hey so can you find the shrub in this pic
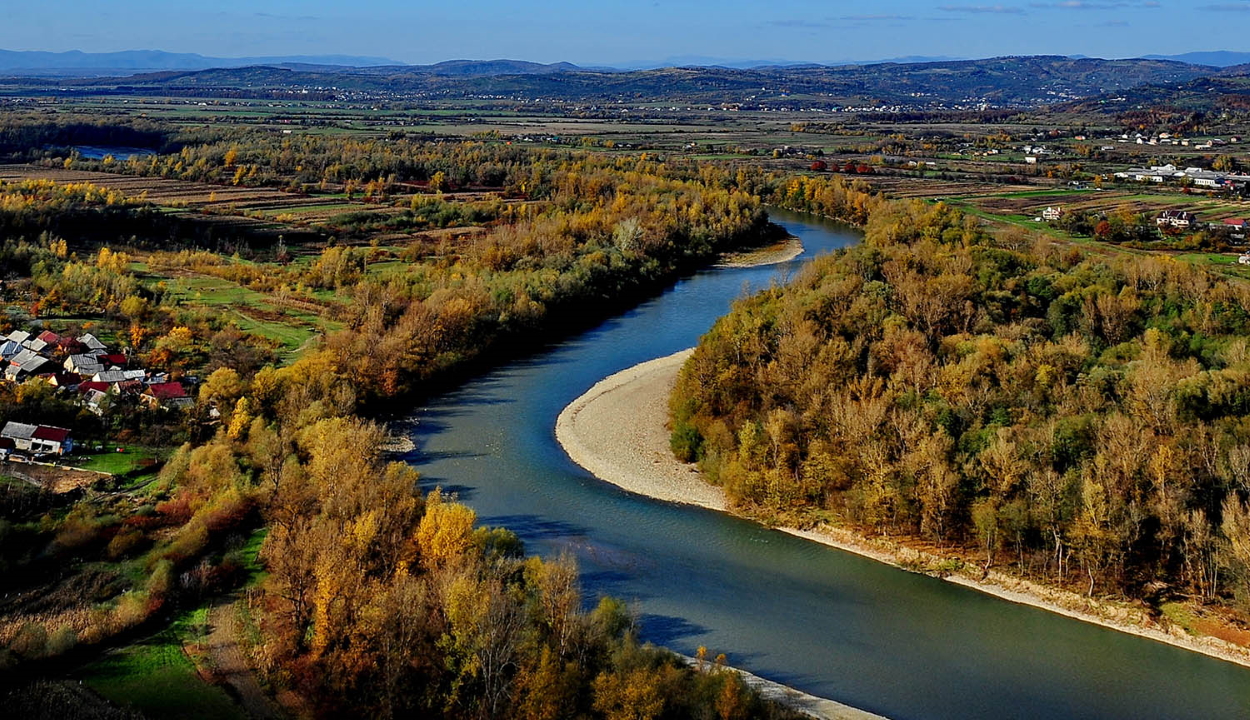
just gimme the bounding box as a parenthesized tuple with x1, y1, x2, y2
(670, 421, 704, 463)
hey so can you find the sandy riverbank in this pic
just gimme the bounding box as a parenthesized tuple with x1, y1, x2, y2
(555, 350, 1250, 681)
(715, 235, 804, 268)
(677, 655, 887, 720)
(556, 349, 723, 511)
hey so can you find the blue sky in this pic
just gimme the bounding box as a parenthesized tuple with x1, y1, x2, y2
(2, 0, 1249, 65)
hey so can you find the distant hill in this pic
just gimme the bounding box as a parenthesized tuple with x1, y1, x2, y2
(610, 55, 966, 70)
(32, 55, 1222, 109)
(0, 49, 401, 76)
(348, 60, 584, 77)
(1053, 73, 1250, 116)
(1142, 51, 1250, 68)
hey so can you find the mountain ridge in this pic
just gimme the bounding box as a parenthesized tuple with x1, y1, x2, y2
(26, 55, 1220, 108)
(0, 49, 401, 75)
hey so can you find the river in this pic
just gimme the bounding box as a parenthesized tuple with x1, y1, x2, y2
(404, 208, 1250, 720)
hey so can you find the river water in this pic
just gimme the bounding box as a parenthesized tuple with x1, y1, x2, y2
(405, 208, 1250, 720)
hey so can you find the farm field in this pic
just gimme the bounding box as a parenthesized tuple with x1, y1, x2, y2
(955, 186, 1250, 222)
(148, 272, 345, 354)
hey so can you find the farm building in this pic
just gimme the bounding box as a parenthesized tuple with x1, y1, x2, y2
(0, 422, 73, 455)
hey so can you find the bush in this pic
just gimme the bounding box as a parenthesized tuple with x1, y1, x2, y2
(46, 625, 77, 656)
(670, 421, 704, 463)
(8, 622, 47, 659)
(107, 527, 146, 559)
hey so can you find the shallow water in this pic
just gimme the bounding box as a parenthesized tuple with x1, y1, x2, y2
(404, 208, 1250, 720)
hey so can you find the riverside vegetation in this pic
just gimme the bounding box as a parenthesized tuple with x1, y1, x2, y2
(672, 187, 1250, 624)
(0, 117, 805, 719)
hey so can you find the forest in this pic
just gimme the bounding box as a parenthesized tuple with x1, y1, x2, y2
(672, 196, 1250, 606)
(0, 118, 801, 719)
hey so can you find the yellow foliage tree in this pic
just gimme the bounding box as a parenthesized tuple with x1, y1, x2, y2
(416, 491, 476, 569)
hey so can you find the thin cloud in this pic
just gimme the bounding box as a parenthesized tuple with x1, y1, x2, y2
(1029, 1, 1158, 7)
(839, 14, 915, 21)
(767, 14, 913, 29)
(766, 19, 834, 28)
(939, 5, 1027, 13)
(1198, 2, 1250, 9)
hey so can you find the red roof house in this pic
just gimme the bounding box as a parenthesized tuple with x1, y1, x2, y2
(142, 382, 192, 409)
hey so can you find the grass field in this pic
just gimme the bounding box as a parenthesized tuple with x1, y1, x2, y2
(75, 446, 163, 476)
(80, 607, 245, 720)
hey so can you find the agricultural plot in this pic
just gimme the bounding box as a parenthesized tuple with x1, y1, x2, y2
(0, 164, 289, 206)
(959, 187, 1250, 224)
(145, 271, 344, 355)
(0, 164, 505, 237)
(869, 176, 1038, 199)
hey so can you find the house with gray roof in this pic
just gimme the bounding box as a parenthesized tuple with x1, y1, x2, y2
(93, 370, 130, 385)
(22, 337, 48, 353)
(5, 351, 52, 381)
(77, 333, 107, 353)
(0, 421, 73, 455)
(65, 354, 105, 376)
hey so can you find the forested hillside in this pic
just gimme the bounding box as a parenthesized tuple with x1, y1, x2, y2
(673, 198, 1250, 603)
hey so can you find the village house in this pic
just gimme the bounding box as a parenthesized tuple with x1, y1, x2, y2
(1219, 218, 1248, 241)
(77, 333, 107, 354)
(92, 369, 130, 385)
(0, 421, 73, 455)
(44, 371, 83, 388)
(22, 335, 50, 354)
(76, 381, 111, 415)
(1157, 210, 1198, 229)
(5, 349, 54, 382)
(65, 353, 105, 376)
(1042, 206, 1064, 221)
(141, 382, 193, 410)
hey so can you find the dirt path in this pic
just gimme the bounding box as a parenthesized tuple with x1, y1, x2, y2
(206, 600, 282, 720)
